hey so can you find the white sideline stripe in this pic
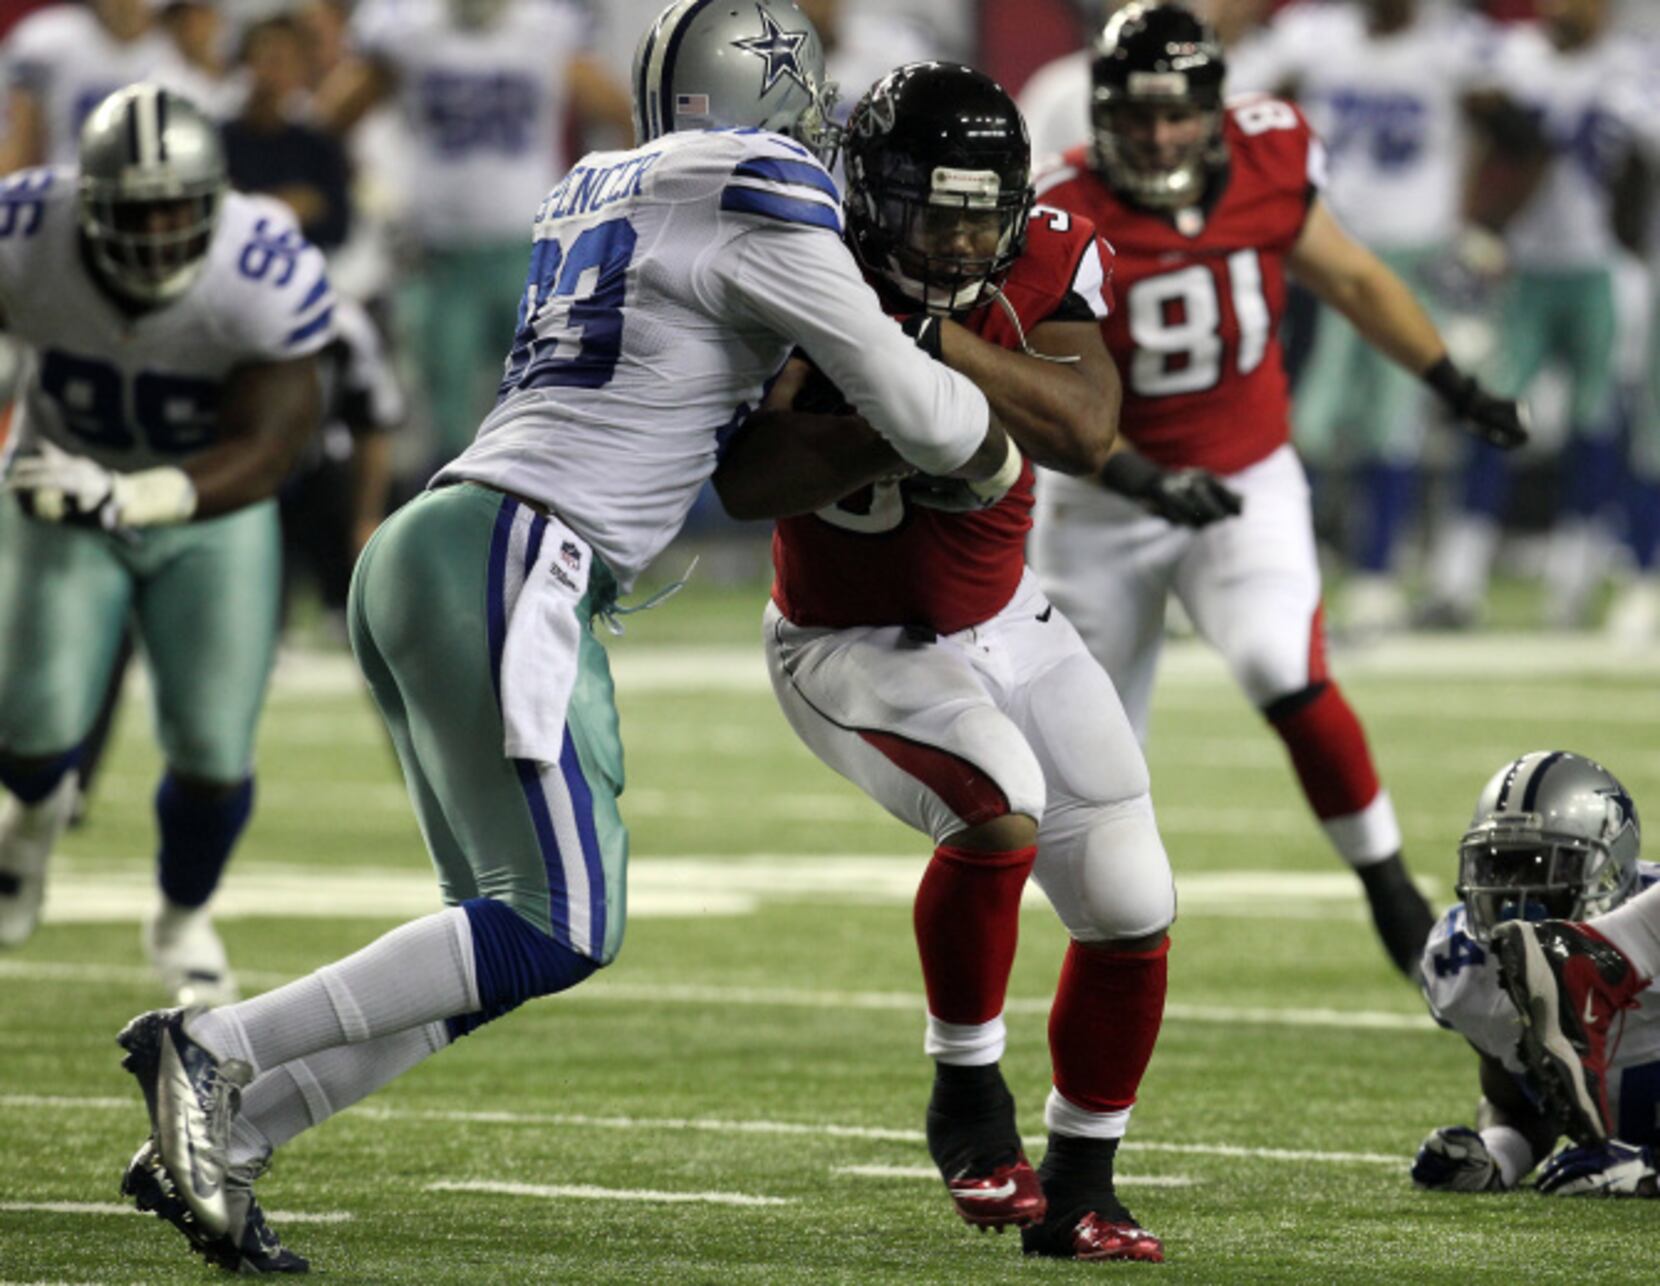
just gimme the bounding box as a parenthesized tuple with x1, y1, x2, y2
(0, 1200, 351, 1224)
(832, 1165, 1197, 1188)
(0, 1096, 1403, 1167)
(0, 963, 1434, 1032)
(427, 1180, 789, 1207)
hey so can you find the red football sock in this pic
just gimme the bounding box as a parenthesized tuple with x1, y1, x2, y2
(1049, 937, 1170, 1114)
(1268, 681, 1381, 820)
(914, 843, 1037, 1025)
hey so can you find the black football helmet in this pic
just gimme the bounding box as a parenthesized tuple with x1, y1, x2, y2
(843, 62, 1033, 315)
(1090, 2, 1227, 210)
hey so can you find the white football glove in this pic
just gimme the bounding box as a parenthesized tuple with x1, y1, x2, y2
(1536, 1141, 1660, 1198)
(1411, 1126, 1507, 1192)
(6, 442, 196, 530)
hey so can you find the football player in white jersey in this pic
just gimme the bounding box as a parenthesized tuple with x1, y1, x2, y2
(1248, 0, 1497, 637)
(1420, 0, 1656, 630)
(113, 1, 1026, 1272)
(0, 84, 331, 1004)
(1413, 752, 1660, 1197)
(0, 0, 192, 171)
(315, 0, 635, 466)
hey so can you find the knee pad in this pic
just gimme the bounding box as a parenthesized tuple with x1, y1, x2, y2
(1036, 795, 1175, 943)
(449, 897, 599, 1040)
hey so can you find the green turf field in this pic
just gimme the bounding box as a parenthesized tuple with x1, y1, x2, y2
(2, 583, 1657, 1283)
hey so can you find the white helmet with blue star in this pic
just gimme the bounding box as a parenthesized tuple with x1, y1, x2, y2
(632, 0, 841, 163)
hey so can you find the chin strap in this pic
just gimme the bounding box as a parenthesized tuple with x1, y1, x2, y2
(986, 286, 1081, 365)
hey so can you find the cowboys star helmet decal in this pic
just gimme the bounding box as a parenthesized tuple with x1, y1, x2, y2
(731, 4, 811, 96)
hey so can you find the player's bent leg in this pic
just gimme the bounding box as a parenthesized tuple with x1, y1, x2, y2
(764, 604, 1048, 1228)
(144, 772, 254, 1006)
(1027, 796, 1172, 1263)
(0, 496, 137, 944)
(137, 506, 283, 1002)
(1262, 680, 1431, 974)
(0, 752, 82, 947)
(920, 812, 1046, 1231)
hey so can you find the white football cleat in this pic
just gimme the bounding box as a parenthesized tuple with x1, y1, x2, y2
(144, 902, 240, 1007)
(0, 775, 79, 948)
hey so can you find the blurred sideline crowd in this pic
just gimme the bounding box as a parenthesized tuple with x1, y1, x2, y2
(2, 0, 1658, 643)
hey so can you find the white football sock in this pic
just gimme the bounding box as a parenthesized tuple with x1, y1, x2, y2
(1589, 883, 1660, 982)
(189, 907, 478, 1075)
(923, 1014, 1006, 1065)
(1426, 514, 1498, 608)
(227, 1021, 451, 1167)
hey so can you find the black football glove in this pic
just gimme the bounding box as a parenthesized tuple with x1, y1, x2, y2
(1100, 452, 1243, 528)
(1424, 357, 1528, 450)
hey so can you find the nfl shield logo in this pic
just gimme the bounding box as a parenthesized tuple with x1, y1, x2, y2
(560, 540, 582, 570)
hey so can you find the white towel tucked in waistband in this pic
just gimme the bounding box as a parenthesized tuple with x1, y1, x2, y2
(499, 513, 591, 764)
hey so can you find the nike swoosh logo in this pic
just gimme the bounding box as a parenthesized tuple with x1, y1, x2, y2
(1036, 606, 1053, 623)
(954, 1180, 1018, 1201)
(1583, 992, 1599, 1027)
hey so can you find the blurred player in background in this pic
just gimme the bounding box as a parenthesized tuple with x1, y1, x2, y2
(1419, 0, 1654, 631)
(279, 294, 404, 635)
(1018, 0, 1278, 161)
(314, 0, 633, 469)
(0, 86, 330, 1004)
(0, 0, 192, 172)
(1247, 0, 1497, 638)
(113, 2, 1030, 1272)
(1029, 3, 1526, 977)
(1413, 751, 1660, 1197)
(736, 62, 1170, 1263)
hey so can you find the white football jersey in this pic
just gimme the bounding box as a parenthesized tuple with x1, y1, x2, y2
(0, 171, 335, 473)
(1420, 862, 1660, 1146)
(1246, 5, 1494, 248)
(436, 127, 990, 592)
(1482, 23, 1653, 271)
(2, 5, 192, 165)
(351, 0, 590, 246)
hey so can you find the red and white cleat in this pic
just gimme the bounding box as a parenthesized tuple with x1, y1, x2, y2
(942, 1153, 1046, 1229)
(1024, 1210, 1165, 1263)
(1492, 919, 1647, 1144)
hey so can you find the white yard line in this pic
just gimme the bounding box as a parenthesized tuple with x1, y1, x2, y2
(427, 1180, 789, 1207)
(832, 1165, 1197, 1187)
(23, 859, 1443, 926)
(0, 960, 1434, 1032)
(0, 1096, 1404, 1168)
(0, 1201, 351, 1223)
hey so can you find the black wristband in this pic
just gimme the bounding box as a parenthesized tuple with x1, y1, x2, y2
(1099, 451, 1164, 498)
(900, 314, 944, 361)
(1423, 356, 1471, 410)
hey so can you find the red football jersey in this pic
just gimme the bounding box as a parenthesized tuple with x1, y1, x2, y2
(771, 209, 1114, 634)
(1037, 96, 1324, 474)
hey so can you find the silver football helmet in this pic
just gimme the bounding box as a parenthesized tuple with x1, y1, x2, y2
(78, 83, 225, 306)
(1457, 751, 1641, 942)
(631, 0, 841, 163)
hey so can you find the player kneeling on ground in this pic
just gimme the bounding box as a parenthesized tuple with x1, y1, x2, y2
(1413, 752, 1660, 1197)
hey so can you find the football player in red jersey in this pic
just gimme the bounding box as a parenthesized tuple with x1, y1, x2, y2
(1029, 2, 1528, 978)
(715, 63, 1173, 1265)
